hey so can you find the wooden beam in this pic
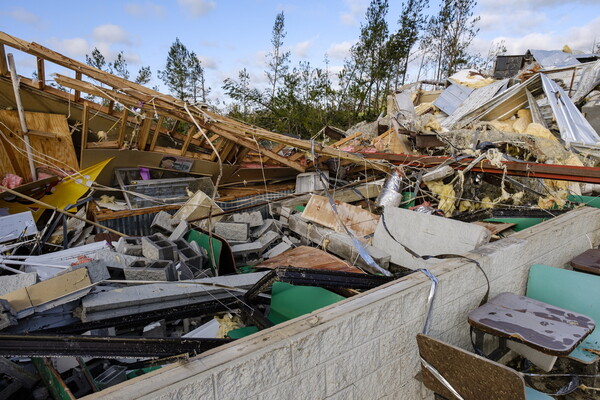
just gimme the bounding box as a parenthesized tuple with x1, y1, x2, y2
(149, 115, 164, 151)
(152, 146, 212, 160)
(107, 100, 115, 116)
(116, 108, 128, 149)
(80, 102, 89, 169)
(74, 71, 82, 102)
(35, 57, 45, 89)
(180, 125, 196, 156)
(0, 44, 7, 75)
(137, 117, 152, 151)
(332, 131, 362, 148)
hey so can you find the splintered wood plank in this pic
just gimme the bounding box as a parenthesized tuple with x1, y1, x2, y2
(302, 194, 379, 239)
(149, 115, 164, 151)
(116, 108, 128, 148)
(137, 117, 152, 151)
(80, 103, 89, 168)
(0, 44, 7, 75)
(331, 131, 362, 148)
(180, 126, 196, 155)
(36, 57, 45, 89)
(255, 246, 363, 273)
(74, 72, 82, 102)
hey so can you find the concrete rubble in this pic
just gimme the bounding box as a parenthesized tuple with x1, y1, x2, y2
(0, 35, 599, 398)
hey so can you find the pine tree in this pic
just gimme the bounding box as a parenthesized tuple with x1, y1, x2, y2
(112, 51, 130, 80)
(387, 0, 429, 88)
(135, 66, 152, 85)
(158, 38, 192, 100)
(86, 48, 109, 72)
(189, 52, 211, 103)
(266, 11, 290, 100)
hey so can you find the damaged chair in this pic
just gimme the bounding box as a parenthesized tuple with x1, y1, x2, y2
(416, 333, 552, 400)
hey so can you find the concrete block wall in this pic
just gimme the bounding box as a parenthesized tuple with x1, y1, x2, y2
(90, 207, 600, 400)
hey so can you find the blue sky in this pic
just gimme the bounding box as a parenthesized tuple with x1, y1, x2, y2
(2, 0, 599, 106)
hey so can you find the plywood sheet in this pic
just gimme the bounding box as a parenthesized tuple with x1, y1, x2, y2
(417, 334, 527, 400)
(255, 246, 363, 273)
(0, 110, 78, 179)
(302, 194, 379, 239)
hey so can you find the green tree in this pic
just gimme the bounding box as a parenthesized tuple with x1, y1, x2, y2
(266, 11, 290, 100)
(158, 38, 192, 100)
(189, 52, 211, 103)
(86, 47, 110, 72)
(112, 51, 130, 80)
(339, 0, 389, 117)
(424, 0, 480, 81)
(387, 0, 429, 88)
(135, 66, 152, 85)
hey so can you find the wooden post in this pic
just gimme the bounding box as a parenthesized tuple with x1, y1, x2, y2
(80, 103, 89, 169)
(7, 53, 37, 181)
(107, 99, 115, 115)
(0, 44, 7, 75)
(149, 115, 164, 151)
(36, 57, 45, 89)
(74, 71, 82, 102)
(116, 108, 128, 148)
(137, 117, 152, 151)
(180, 125, 196, 156)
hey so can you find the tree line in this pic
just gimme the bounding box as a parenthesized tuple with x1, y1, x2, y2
(84, 0, 480, 139)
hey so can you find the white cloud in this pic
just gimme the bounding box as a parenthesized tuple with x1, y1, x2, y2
(471, 16, 600, 56)
(292, 40, 312, 58)
(124, 2, 166, 18)
(340, 0, 367, 26)
(47, 37, 91, 58)
(479, 10, 548, 34)
(201, 40, 219, 47)
(177, 0, 216, 17)
(327, 41, 354, 60)
(198, 55, 217, 69)
(6, 7, 39, 25)
(92, 24, 132, 45)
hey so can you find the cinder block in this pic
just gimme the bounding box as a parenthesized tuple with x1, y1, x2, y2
(151, 211, 181, 234)
(141, 235, 177, 261)
(0, 273, 37, 296)
(173, 239, 204, 272)
(295, 171, 328, 194)
(175, 262, 194, 280)
(124, 260, 176, 281)
(232, 211, 263, 228)
(60, 260, 111, 283)
(257, 230, 279, 250)
(251, 219, 279, 239)
(263, 242, 292, 259)
(214, 222, 249, 242)
(115, 237, 143, 256)
(168, 220, 189, 241)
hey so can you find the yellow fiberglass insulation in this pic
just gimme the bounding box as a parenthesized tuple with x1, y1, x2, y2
(513, 109, 533, 134)
(425, 180, 456, 216)
(524, 123, 559, 142)
(489, 119, 516, 133)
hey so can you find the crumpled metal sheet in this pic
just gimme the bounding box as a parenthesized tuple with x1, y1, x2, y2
(540, 74, 600, 145)
(570, 59, 600, 105)
(529, 49, 581, 69)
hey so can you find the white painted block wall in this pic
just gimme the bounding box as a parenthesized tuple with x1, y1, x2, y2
(89, 207, 600, 400)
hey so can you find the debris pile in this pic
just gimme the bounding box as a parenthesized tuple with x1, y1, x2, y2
(0, 32, 599, 397)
